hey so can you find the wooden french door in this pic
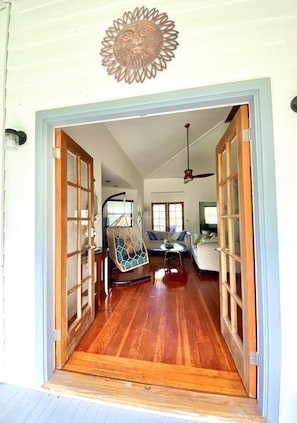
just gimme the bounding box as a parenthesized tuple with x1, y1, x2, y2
(55, 129, 95, 369)
(216, 105, 257, 397)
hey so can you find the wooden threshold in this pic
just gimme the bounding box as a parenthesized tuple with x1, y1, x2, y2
(64, 351, 246, 396)
(44, 369, 266, 422)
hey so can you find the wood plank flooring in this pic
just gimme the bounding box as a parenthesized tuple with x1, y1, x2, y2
(64, 255, 246, 397)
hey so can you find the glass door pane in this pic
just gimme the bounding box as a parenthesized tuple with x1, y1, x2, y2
(55, 128, 95, 368)
(216, 105, 256, 396)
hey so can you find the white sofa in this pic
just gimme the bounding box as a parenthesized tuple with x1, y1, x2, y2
(191, 233, 220, 272)
(143, 230, 191, 251)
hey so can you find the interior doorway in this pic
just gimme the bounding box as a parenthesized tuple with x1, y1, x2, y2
(36, 79, 280, 420)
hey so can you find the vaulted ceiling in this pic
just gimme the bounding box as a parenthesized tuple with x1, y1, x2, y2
(100, 105, 233, 188)
(66, 105, 234, 188)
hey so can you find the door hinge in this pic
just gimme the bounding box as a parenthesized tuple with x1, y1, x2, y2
(52, 147, 61, 159)
(53, 329, 61, 341)
(250, 351, 259, 366)
(242, 128, 251, 142)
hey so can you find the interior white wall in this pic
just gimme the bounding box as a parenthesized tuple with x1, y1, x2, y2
(62, 124, 143, 245)
(1, 1, 296, 422)
(144, 177, 216, 234)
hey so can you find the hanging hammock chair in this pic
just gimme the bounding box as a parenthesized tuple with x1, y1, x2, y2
(106, 214, 151, 285)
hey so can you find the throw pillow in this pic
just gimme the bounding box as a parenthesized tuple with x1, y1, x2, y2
(194, 233, 212, 244)
(124, 237, 135, 255)
(202, 238, 216, 242)
(169, 232, 179, 241)
(194, 234, 204, 244)
(201, 234, 212, 242)
(177, 230, 187, 241)
(147, 230, 160, 240)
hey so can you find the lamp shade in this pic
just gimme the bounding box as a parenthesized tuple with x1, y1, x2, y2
(5, 129, 19, 150)
(5, 128, 27, 150)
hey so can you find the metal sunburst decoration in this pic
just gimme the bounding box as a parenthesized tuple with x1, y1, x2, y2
(100, 6, 179, 84)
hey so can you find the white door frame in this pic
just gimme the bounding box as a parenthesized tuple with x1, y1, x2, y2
(35, 78, 280, 422)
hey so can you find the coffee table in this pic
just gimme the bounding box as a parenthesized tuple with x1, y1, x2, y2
(160, 243, 186, 268)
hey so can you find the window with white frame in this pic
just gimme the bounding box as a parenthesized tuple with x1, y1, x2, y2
(107, 200, 133, 226)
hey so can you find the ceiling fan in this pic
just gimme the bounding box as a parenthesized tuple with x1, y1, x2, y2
(183, 123, 214, 184)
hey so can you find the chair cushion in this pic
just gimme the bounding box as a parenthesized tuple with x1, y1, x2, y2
(115, 237, 125, 261)
(120, 251, 148, 270)
(115, 237, 125, 247)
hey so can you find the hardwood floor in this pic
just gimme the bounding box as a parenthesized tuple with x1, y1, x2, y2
(64, 254, 246, 397)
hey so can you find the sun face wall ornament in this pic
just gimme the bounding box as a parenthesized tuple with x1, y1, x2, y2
(100, 6, 179, 84)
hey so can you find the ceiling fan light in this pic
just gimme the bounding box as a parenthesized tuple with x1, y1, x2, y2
(184, 169, 193, 183)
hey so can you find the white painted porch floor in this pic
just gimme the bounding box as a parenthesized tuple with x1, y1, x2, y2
(0, 383, 205, 423)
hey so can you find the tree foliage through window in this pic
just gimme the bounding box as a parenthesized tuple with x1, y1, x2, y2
(107, 200, 133, 226)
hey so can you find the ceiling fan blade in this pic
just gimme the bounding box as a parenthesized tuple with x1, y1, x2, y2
(192, 173, 214, 178)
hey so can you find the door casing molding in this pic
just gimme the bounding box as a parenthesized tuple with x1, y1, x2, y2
(35, 78, 280, 422)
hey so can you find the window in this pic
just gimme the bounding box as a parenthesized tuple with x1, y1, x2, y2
(107, 200, 133, 226)
(152, 202, 184, 232)
(199, 201, 218, 231)
(205, 207, 217, 224)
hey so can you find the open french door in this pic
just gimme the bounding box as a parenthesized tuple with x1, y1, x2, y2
(216, 105, 257, 397)
(55, 129, 95, 369)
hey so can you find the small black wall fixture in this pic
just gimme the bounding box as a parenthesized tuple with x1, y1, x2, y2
(5, 128, 27, 150)
(290, 96, 297, 113)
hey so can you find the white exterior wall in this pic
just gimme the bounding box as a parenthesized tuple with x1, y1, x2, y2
(0, 1, 297, 422)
